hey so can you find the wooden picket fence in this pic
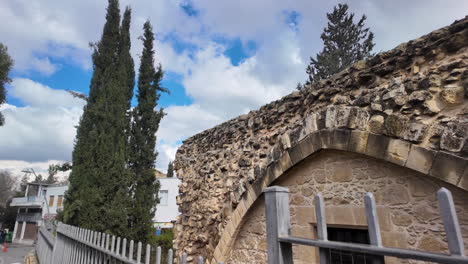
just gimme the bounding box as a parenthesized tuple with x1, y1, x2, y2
(35, 222, 220, 264)
(264, 186, 468, 264)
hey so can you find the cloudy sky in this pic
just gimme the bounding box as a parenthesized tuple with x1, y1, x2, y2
(0, 0, 466, 178)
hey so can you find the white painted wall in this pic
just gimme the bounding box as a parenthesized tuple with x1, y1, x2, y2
(153, 178, 180, 223)
(43, 185, 68, 218)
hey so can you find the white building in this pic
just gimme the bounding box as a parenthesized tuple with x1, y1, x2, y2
(10, 183, 68, 244)
(153, 177, 180, 229)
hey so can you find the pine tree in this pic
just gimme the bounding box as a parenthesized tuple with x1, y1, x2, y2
(63, 0, 134, 237)
(305, 4, 374, 85)
(128, 21, 166, 244)
(0, 43, 13, 126)
(166, 161, 174, 178)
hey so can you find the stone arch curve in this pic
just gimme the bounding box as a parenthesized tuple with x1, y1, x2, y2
(210, 127, 468, 263)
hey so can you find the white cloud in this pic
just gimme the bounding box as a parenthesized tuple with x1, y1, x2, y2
(2, 0, 468, 174)
(157, 104, 222, 143)
(0, 160, 70, 181)
(0, 79, 85, 163)
(9, 78, 83, 108)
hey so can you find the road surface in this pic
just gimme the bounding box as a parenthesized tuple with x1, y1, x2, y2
(0, 243, 33, 264)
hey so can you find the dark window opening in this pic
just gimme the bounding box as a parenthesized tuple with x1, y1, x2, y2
(326, 227, 385, 264)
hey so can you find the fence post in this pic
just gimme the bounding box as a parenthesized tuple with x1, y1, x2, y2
(365, 192, 384, 264)
(438, 187, 465, 256)
(314, 194, 329, 264)
(264, 186, 293, 264)
(155, 246, 161, 264)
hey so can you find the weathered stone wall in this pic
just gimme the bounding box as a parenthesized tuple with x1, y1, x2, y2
(174, 17, 468, 263)
(227, 150, 468, 264)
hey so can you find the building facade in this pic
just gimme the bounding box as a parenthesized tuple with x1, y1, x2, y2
(174, 17, 468, 263)
(153, 177, 181, 229)
(10, 183, 68, 244)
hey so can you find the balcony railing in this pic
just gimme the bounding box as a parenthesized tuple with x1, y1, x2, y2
(10, 196, 43, 207)
(17, 212, 42, 222)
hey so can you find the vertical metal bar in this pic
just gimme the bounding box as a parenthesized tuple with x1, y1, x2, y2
(101, 233, 106, 248)
(437, 187, 465, 256)
(111, 235, 116, 253)
(122, 238, 127, 258)
(155, 246, 161, 264)
(181, 252, 187, 264)
(264, 186, 293, 264)
(100, 232, 106, 264)
(198, 256, 203, 264)
(78, 228, 83, 263)
(137, 241, 142, 264)
(82, 230, 88, 264)
(91, 231, 96, 264)
(106, 234, 110, 251)
(167, 249, 173, 264)
(364, 192, 382, 247)
(365, 192, 384, 264)
(314, 193, 329, 264)
(116, 237, 121, 256)
(129, 240, 134, 261)
(51, 226, 61, 264)
(145, 244, 151, 264)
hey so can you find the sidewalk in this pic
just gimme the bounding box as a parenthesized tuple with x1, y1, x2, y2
(0, 243, 34, 264)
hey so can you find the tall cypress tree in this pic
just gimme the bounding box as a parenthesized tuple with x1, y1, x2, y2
(63, 0, 133, 236)
(128, 21, 166, 243)
(166, 161, 174, 178)
(305, 4, 374, 85)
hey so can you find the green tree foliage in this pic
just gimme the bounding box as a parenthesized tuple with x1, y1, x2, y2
(63, 0, 134, 237)
(0, 43, 13, 126)
(305, 4, 374, 85)
(166, 161, 174, 178)
(128, 21, 167, 244)
(45, 163, 72, 184)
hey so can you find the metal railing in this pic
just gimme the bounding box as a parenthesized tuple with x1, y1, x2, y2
(264, 186, 468, 264)
(36, 222, 224, 264)
(10, 196, 43, 207)
(17, 212, 42, 222)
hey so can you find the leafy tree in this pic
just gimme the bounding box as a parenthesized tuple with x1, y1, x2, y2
(0, 171, 16, 207)
(45, 163, 72, 184)
(128, 21, 166, 244)
(63, 0, 134, 237)
(45, 165, 59, 184)
(0, 43, 13, 126)
(305, 4, 374, 85)
(166, 161, 174, 178)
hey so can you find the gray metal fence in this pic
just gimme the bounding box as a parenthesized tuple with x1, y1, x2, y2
(35, 222, 219, 264)
(264, 186, 468, 264)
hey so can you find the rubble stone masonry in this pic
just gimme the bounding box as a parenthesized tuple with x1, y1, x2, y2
(174, 17, 468, 263)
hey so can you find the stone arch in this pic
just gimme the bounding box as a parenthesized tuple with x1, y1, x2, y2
(174, 17, 468, 263)
(210, 128, 468, 263)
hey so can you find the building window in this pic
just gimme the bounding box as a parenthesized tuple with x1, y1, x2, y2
(158, 190, 168, 206)
(325, 227, 385, 263)
(49, 196, 55, 207)
(57, 195, 64, 207)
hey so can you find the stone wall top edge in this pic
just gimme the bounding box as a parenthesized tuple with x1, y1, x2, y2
(178, 16, 468, 152)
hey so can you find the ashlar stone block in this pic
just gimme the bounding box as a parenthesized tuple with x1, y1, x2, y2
(429, 151, 467, 185)
(457, 165, 468, 191)
(385, 138, 411, 166)
(348, 130, 369, 154)
(405, 145, 437, 174)
(365, 133, 390, 159)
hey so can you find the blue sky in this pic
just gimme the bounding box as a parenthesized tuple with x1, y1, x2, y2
(0, 0, 466, 177)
